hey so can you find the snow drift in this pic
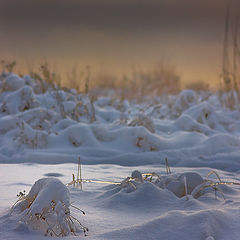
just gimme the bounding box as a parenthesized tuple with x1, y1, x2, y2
(11, 177, 87, 237)
(0, 73, 240, 171)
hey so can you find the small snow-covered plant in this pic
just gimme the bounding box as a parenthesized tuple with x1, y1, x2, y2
(135, 135, 159, 152)
(2, 85, 39, 114)
(120, 170, 144, 191)
(191, 170, 240, 199)
(120, 170, 204, 198)
(29, 59, 62, 92)
(11, 178, 88, 237)
(155, 169, 240, 200)
(142, 172, 161, 183)
(15, 121, 48, 149)
(16, 190, 26, 200)
(172, 89, 198, 115)
(74, 95, 96, 123)
(128, 114, 155, 133)
(119, 169, 204, 199)
(120, 170, 163, 193)
(157, 172, 204, 198)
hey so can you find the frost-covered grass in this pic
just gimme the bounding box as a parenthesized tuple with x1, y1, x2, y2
(1, 72, 240, 239)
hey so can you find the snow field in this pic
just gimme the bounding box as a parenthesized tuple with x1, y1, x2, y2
(0, 164, 240, 239)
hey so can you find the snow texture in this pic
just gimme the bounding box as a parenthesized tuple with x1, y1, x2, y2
(0, 73, 240, 239)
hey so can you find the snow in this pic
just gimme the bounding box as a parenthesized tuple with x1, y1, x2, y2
(0, 72, 240, 239)
(1, 164, 240, 239)
(22, 178, 70, 215)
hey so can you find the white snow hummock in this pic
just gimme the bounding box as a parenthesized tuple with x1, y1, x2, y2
(11, 178, 87, 237)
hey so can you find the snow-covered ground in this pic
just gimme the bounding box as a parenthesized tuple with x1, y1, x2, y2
(0, 73, 240, 239)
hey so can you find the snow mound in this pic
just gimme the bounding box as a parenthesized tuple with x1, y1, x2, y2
(99, 209, 229, 240)
(11, 178, 87, 237)
(98, 169, 235, 212)
(3, 74, 25, 91)
(120, 170, 205, 198)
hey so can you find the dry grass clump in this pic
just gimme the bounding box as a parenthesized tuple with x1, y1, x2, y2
(1, 60, 16, 73)
(29, 59, 62, 93)
(1, 59, 182, 99)
(115, 64, 181, 100)
(191, 170, 240, 199)
(185, 81, 210, 92)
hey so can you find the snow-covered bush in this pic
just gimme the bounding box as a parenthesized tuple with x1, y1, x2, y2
(128, 114, 155, 133)
(63, 124, 100, 147)
(12, 178, 88, 237)
(1, 71, 240, 163)
(3, 74, 25, 91)
(75, 96, 96, 122)
(1, 86, 39, 114)
(19, 108, 60, 131)
(119, 170, 238, 200)
(120, 171, 204, 197)
(120, 170, 144, 192)
(172, 90, 198, 117)
(15, 121, 48, 148)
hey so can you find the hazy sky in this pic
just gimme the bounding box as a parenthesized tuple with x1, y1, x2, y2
(0, 0, 240, 86)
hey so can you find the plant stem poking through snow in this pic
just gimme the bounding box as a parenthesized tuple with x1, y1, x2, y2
(191, 171, 240, 199)
(206, 171, 222, 182)
(67, 161, 240, 201)
(183, 175, 189, 200)
(70, 204, 85, 215)
(78, 157, 83, 190)
(165, 158, 171, 175)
